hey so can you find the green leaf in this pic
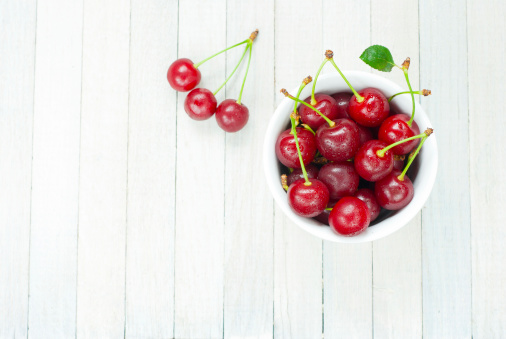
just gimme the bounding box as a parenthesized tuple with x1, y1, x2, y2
(360, 45, 396, 72)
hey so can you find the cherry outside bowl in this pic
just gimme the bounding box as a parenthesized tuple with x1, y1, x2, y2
(263, 72, 438, 243)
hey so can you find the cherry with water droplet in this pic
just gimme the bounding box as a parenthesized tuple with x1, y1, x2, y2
(167, 58, 201, 92)
(315, 118, 360, 162)
(331, 92, 352, 119)
(317, 162, 359, 200)
(354, 188, 381, 221)
(378, 113, 420, 155)
(329, 197, 370, 236)
(184, 88, 217, 120)
(275, 128, 317, 169)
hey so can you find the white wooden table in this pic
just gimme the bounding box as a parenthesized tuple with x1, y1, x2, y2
(1, 0, 505, 338)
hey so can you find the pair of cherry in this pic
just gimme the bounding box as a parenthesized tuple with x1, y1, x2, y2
(167, 30, 258, 132)
(276, 50, 433, 237)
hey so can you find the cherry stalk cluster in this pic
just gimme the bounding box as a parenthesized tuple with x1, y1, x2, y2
(167, 29, 258, 132)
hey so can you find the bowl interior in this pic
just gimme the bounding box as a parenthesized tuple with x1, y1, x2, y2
(263, 71, 438, 243)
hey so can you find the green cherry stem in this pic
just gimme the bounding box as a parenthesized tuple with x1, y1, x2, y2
(281, 89, 335, 127)
(294, 76, 313, 114)
(325, 207, 333, 211)
(290, 115, 311, 186)
(311, 56, 330, 105)
(213, 44, 250, 96)
(400, 57, 416, 127)
(398, 128, 434, 181)
(301, 124, 315, 135)
(193, 40, 248, 68)
(376, 130, 430, 157)
(327, 51, 364, 102)
(236, 41, 253, 105)
(388, 89, 431, 103)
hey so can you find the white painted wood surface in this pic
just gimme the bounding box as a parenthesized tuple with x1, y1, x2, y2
(1, 0, 505, 338)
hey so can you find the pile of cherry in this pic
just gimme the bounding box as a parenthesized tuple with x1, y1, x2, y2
(167, 29, 258, 133)
(276, 47, 433, 237)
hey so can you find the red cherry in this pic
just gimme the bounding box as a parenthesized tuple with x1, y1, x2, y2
(354, 140, 393, 182)
(287, 178, 330, 218)
(329, 196, 370, 236)
(378, 114, 420, 155)
(167, 58, 201, 92)
(184, 88, 217, 120)
(314, 199, 339, 225)
(317, 162, 359, 200)
(299, 94, 339, 130)
(315, 118, 360, 162)
(275, 128, 317, 169)
(331, 92, 352, 119)
(374, 170, 414, 210)
(287, 164, 319, 186)
(349, 88, 390, 127)
(215, 99, 249, 132)
(357, 124, 374, 147)
(354, 188, 381, 221)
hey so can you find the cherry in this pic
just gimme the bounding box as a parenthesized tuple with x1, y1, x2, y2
(357, 124, 374, 147)
(354, 140, 393, 182)
(167, 58, 201, 92)
(184, 88, 217, 120)
(354, 188, 381, 221)
(288, 178, 330, 217)
(374, 170, 414, 210)
(329, 197, 370, 236)
(215, 99, 249, 132)
(315, 118, 360, 162)
(287, 164, 319, 186)
(275, 128, 317, 169)
(299, 94, 339, 130)
(317, 162, 359, 200)
(378, 114, 420, 155)
(314, 199, 339, 225)
(348, 88, 390, 127)
(331, 92, 352, 119)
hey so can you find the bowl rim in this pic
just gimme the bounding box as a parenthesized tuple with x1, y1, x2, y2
(263, 71, 438, 243)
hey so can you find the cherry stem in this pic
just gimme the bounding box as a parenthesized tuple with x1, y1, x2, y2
(328, 58, 364, 102)
(213, 44, 250, 96)
(294, 76, 313, 114)
(193, 40, 249, 68)
(325, 207, 332, 211)
(388, 89, 431, 103)
(402, 67, 416, 127)
(398, 128, 433, 181)
(236, 41, 253, 105)
(311, 58, 329, 105)
(301, 124, 315, 135)
(281, 89, 335, 127)
(376, 131, 427, 157)
(281, 174, 289, 191)
(290, 115, 311, 186)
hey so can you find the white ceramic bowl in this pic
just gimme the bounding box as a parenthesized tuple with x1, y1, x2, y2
(263, 71, 438, 243)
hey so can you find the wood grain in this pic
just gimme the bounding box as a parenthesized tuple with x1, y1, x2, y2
(371, 0, 423, 337)
(28, 0, 82, 337)
(174, 1, 226, 337)
(420, 0, 472, 337)
(274, 0, 323, 337)
(322, 1, 373, 338)
(0, 1, 36, 338)
(77, 0, 130, 336)
(223, 1, 275, 338)
(468, 0, 506, 337)
(125, 0, 176, 338)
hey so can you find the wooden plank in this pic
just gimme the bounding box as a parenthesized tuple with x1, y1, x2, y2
(420, 0, 472, 337)
(76, 0, 130, 336)
(173, 1, 226, 337)
(371, 0, 422, 337)
(273, 0, 323, 337)
(27, 0, 82, 337)
(468, 0, 506, 337)
(124, 0, 176, 338)
(0, 0, 37, 337)
(321, 1, 373, 338)
(223, 1, 274, 338)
